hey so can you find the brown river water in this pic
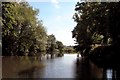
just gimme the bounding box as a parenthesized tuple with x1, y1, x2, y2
(2, 54, 119, 79)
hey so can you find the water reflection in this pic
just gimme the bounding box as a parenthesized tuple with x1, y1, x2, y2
(75, 57, 120, 80)
(2, 56, 45, 78)
(75, 58, 90, 79)
(75, 57, 103, 79)
(2, 54, 120, 79)
(102, 68, 120, 80)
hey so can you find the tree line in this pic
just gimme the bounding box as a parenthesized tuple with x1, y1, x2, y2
(2, 2, 65, 57)
(72, 1, 120, 61)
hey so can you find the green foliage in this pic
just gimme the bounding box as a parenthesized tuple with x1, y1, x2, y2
(56, 41, 64, 53)
(64, 46, 75, 53)
(46, 34, 56, 54)
(2, 2, 47, 56)
(72, 1, 120, 57)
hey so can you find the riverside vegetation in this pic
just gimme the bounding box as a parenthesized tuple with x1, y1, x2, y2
(1, 1, 120, 79)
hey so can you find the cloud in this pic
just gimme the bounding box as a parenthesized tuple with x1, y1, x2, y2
(51, 0, 60, 9)
(52, 27, 76, 46)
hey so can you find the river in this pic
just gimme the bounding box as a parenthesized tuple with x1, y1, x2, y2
(2, 54, 120, 79)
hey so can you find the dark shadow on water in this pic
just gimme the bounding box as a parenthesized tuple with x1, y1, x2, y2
(75, 57, 120, 80)
(18, 66, 45, 78)
(18, 67, 35, 78)
(102, 66, 120, 80)
(75, 58, 92, 80)
(2, 54, 120, 79)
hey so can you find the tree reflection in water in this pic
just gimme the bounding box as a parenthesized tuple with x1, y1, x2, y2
(2, 54, 120, 79)
(75, 57, 120, 80)
(103, 68, 120, 80)
(75, 58, 92, 80)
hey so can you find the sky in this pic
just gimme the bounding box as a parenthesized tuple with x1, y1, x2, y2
(28, 0, 78, 46)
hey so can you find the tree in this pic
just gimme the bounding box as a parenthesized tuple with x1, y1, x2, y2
(56, 41, 64, 56)
(64, 46, 75, 53)
(72, 1, 120, 57)
(2, 2, 47, 56)
(46, 34, 56, 58)
(2, 2, 19, 55)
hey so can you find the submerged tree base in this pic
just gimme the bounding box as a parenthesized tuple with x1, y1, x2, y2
(89, 45, 120, 68)
(57, 53, 64, 57)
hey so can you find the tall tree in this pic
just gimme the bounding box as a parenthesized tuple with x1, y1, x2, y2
(46, 34, 56, 58)
(72, 1, 120, 57)
(2, 2, 47, 56)
(56, 41, 64, 54)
